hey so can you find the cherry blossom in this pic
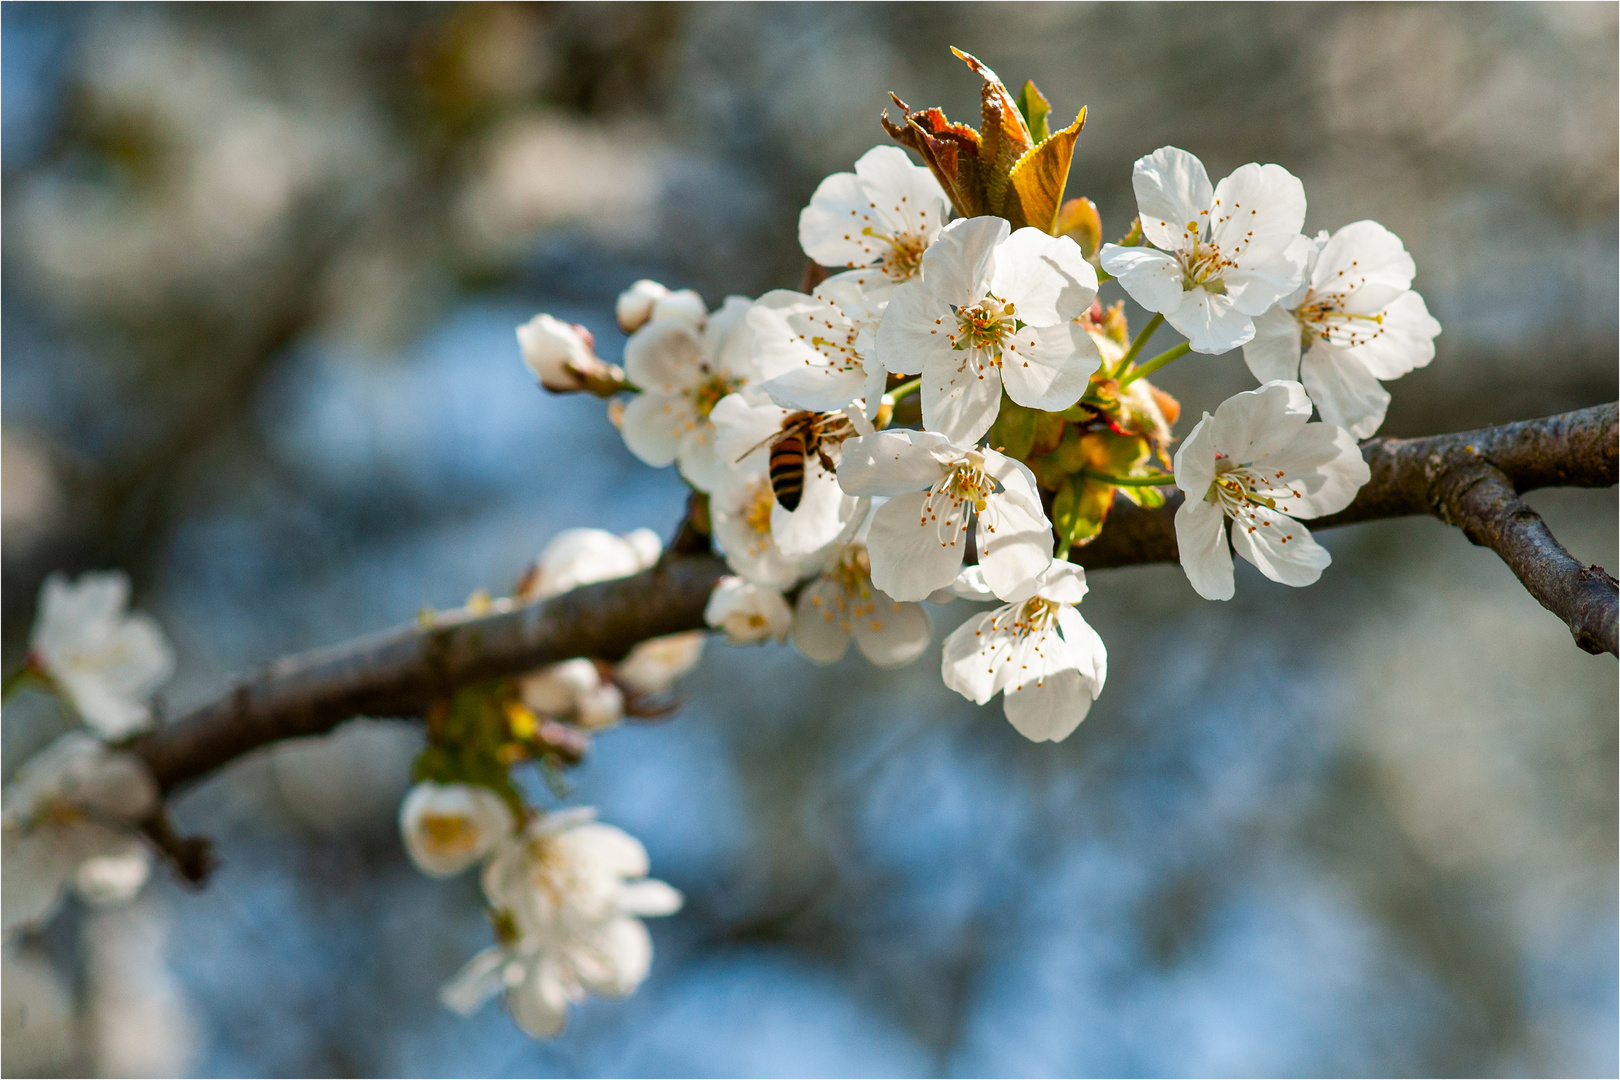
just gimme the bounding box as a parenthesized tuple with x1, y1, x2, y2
(2, 733, 158, 934)
(941, 562, 1108, 742)
(710, 391, 865, 559)
(615, 279, 668, 333)
(517, 658, 625, 731)
(28, 571, 174, 739)
(1101, 147, 1309, 355)
(876, 216, 1099, 444)
(703, 576, 794, 644)
(620, 296, 760, 491)
(793, 542, 931, 668)
(748, 272, 889, 417)
(519, 527, 662, 602)
(516, 314, 599, 393)
(837, 429, 1053, 603)
(442, 809, 682, 1038)
(399, 782, 514, 878)
(798, 145, 949, 293)
(1243, 221, 1442, 438)
(614, 632, 705, 697)
(1172, 380, 1370, 600)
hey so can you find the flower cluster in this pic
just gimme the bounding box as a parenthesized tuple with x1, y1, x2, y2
(4, 573, 175, 937)
(521, 49, 1438, 750)
(400, 791, 681, 1037)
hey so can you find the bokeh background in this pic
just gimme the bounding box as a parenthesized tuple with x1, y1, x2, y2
(2, 4, 1616, 1076)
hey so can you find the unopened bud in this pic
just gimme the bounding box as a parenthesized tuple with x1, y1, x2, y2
(517, 313, 626, 396)
(650, 288, 707, 328)
(616, 279, 671, 334)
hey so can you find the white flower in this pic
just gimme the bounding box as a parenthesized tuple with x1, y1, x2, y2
(703, 577, 794, 644)
(516, 314, 596, 393)
(1243, 221, 1442, 438)
(517, 658, 625, 731)
(615, 279, 669, 334)
(398, 782, 514, 878)
(650, 288, 707, 328)
(793, 543, 931, 668)
(837, 429, 1054, 603)
(876, 216, 1100, 445)
(710, 391, 865, 559)
(621, 296, 760, 491)
(798, 145, 949, 292)
(614, 632, 705, 697)
(29, 571, 174, 739)
(520, 527, 662, 602)
(1101, 147, 1309, 355)
(2, 733, 157, 934)
(441, 809, 682, 1038)
(748, 272, 889, 417)
(1172, 380, 1371, 600)
(941, 562, 1107, 743)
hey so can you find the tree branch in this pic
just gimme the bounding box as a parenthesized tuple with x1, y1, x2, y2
(128, 403, 1617, 807)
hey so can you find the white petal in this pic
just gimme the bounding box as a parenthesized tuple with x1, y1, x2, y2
(1175, 496, 1234, 601)
(508, 956, 574, 1038)
(871, 276, 950, 377)
(574, 917, 653, 999)
(439, 947, 510, 1016)
(1208, 163, 1307, 264)
(1313, 220, 1414, 312)
(940, 608, 1005, 705)
(623, 319, 702, 393)
(1003, 669, 1094, 743)
(1098, 246, 1186, 314)
(620, 393, 687, 468)
(2, 826, 71, 934)
(618, 878, 684, 918)
(1208, 381, 1312, 464)
(853, 144, 950, 249)
(1347, 289, 1441, 380)
(999, 321, 1100, 414)
(566, 822, 650, 879)
(1300, 346, 1391, 440)
(850, 595, 931, 669)
(1056, 604, 1107, 688)
(921, 348, 1004, 446)
(1165, 288, 1255, 354)
(989, 229, 1098, 325)
(72, 833, 151, 906)
(1258, 420, 1370, 519)
(836, 430, 953, 497)
(675, 426, 725, 492)
(1229, 506, 1331, 587)
(792, 578, 854, 664)
(1035, 562, 1089, 606)
(1242, 304, 1304, 384)
(772, 465, 861, 558)
(865, 491, 967, 602)
(799, 170, 879, 268)
(704, 296, 762, 381)
(918, 216, 1007, 307)
(710, 391, 788, 472)
(1132, 147, 1214, 251)
(1172, 413, 1217, 502)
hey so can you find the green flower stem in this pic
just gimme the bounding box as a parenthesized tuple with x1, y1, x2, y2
(886, 377, 922, 403)
(1080, 468, 1179, 487)
(1055, 539, 1073, 561)
(1118, 340, 1191, 388)
(1110, 312, 1163, 379)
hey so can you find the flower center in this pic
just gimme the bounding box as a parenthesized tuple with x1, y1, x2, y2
(1295, 291, 1386, 350)
(688, 370, 743, 420)
(743, 479, 776, 549)
(948, 297, 1017, 364)
(421, 812, 480, 856)
(862, 227, 927, 280)
(1177, 233, 1232, 294)
(1205, 456, 1305, 540)
(918, 453, 999, 546)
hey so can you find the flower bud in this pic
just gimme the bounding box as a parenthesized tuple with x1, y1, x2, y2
(703, 577, 793, 644)
(517, 658, 625, 731)
(399, 782, 514, 878)
(615, 279, 670, 334)
(615, 631, 705, 696)
(517, 314, 624, 395)
(649, 288, 707, 328)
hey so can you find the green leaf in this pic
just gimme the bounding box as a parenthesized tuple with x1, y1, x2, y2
(987, 397, 1037, 460)
(1017, 81, 1051, 143)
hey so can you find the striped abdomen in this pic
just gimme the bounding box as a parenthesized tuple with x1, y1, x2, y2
(769, 432, 807, 511)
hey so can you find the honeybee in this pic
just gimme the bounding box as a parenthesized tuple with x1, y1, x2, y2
(737, 410, 854, 511)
